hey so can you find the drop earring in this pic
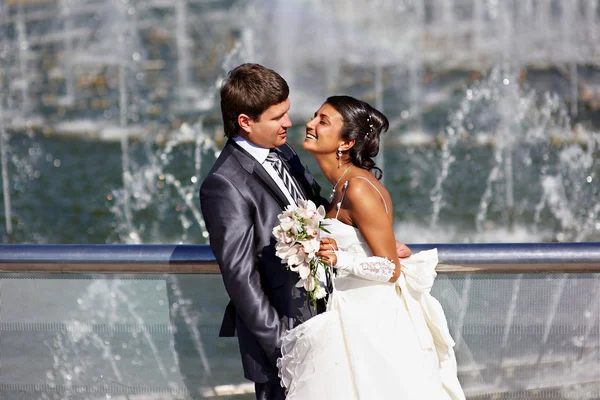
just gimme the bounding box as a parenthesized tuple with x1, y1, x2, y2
(337, 147, 342, 168)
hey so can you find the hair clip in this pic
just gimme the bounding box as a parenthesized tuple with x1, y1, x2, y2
(365, 116, 374, 138)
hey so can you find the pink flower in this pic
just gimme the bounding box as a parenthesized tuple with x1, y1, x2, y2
(274, 200, 330, 308)
(286, 245, 307, 267)
(306, 227, 318, 238)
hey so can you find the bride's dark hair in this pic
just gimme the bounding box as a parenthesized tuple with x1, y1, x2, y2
(325, 95, 389, 180)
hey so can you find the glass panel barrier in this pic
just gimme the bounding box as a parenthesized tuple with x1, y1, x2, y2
(0, 274, 248, 400)
(438, 274, 600, 400)
(0, 273, 598, 399)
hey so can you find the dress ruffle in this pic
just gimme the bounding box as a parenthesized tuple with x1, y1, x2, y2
(276, 319, 316, 395)
(277, 309, 356, 399)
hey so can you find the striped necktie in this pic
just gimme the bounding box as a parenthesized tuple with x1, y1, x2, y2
(266, 150, 306, 205)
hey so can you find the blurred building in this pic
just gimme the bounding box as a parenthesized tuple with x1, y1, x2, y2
(0, 0, 239, 130)
(1, 0, 600, 136)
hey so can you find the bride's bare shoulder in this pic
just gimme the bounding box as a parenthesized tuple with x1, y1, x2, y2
(343, 175, 390, 212)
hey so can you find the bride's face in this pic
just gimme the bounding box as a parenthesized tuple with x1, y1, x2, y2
(302, 103, 344, 156)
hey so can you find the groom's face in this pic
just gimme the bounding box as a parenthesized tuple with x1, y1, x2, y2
(243, 99, 292, 149)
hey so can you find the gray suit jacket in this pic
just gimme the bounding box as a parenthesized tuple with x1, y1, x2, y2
(199, 139, 326, 383)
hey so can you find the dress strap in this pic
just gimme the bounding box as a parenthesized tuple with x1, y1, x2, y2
(334, 176, 389, 219)
(350, 176, 389, 215)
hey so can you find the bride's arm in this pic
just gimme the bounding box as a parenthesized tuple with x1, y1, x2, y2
(338, 178, 401, 283)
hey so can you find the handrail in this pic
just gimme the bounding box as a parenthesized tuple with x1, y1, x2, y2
(1, 242, 600, 274)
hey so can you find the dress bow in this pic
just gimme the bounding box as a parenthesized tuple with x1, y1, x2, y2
(397, 249, 456, 361)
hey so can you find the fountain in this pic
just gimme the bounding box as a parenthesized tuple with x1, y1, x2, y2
(427, 65, 599, 243)
(0, 84, 12, 240)
(14, 2, 30, 117)
(110, 119, 219, 244)
(0, 8, 11, 239)
(0, 1, 50, 243)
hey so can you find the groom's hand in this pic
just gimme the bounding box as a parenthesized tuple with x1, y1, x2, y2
(317, 237, 338, 267)
(396, 241, 411, 259)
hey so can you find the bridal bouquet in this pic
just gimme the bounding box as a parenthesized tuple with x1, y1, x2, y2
(272, 199, 331, 309)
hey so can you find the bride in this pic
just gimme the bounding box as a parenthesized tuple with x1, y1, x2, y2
(276, 95, 466, 399)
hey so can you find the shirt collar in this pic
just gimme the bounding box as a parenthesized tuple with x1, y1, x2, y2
(234, 135, 270, 164)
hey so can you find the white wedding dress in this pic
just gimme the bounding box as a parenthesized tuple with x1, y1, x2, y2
(277, 216, 466, 399)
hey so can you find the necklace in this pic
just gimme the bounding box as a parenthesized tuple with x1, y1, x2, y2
(329, 164, 353, 201)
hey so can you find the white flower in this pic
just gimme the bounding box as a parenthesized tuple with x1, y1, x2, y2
(297, 199, 310, 210)
(287, 245, 308, 267)
(315, 264, 328, 283)
(273, 225, 294, 245)
(281, 232, 294, 245)
(299, 238, 320, 255)
(298, 200, 326, 221)
(291, 219, 304, 236)
(316, 205, 326, 220)
(272, 225, 281, 238)
(282, 204, 298, 216)
(279, 216, 294, 232)
(288, 263, 300, 272)
(275, 242, 293, 261)
(313, 285, 327, 299)
(303, 275, 316, 291)
(297, 262, 311, 280)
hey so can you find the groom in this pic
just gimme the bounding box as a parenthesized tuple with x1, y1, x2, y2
(200, 63, 327, 399)
(200, 63, 410, 399)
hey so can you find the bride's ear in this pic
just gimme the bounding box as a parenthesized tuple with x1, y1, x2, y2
(340, 139, 356, 152)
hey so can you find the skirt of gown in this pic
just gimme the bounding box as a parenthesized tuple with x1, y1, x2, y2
(277, 250, 465, 400)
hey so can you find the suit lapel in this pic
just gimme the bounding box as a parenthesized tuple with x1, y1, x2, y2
(226, 140, 289, 210)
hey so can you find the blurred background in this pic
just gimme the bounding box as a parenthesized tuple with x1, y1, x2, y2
(1, 0, 598, 245)
(1, 1, 600, 399)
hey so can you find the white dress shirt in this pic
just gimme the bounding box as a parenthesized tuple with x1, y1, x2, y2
(234, 136, 298, 206)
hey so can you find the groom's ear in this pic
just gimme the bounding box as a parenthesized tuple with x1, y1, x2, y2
(238, 114, 253, 134)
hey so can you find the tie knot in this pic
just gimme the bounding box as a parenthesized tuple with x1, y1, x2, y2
(266, 150, 281, 163)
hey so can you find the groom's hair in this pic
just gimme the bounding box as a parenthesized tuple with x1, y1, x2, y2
(220, 63, 290, 138)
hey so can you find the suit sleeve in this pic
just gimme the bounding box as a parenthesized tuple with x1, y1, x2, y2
(200, 173, 285, 364)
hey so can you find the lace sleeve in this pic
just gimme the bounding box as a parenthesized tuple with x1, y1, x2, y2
(334, 249, 396, 282)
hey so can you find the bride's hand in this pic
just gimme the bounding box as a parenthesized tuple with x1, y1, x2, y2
(316, 237, 338, 267)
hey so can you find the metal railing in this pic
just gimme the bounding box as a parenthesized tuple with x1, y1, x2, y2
(1, 242, 600, 399)
(1, 242, 600, 274)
